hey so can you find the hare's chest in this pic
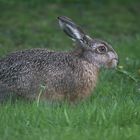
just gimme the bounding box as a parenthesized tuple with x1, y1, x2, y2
(81, 66, 98, 91)
(81, 62, 98, 84)
(72, 63, 99, 101)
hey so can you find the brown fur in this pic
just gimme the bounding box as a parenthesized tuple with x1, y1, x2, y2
(0, 16, 118, 103)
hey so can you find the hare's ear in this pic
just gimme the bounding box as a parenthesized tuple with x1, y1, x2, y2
(58, 16, 88, 43)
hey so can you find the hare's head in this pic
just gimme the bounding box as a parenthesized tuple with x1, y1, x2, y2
(58, 16, 118, 68)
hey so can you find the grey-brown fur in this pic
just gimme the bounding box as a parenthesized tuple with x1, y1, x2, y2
(0, 16, 118, 103)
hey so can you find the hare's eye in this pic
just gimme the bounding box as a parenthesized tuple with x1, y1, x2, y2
(96, 46, 107, 54)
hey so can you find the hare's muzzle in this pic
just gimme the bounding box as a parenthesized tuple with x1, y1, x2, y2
(109, 58, 118, 68)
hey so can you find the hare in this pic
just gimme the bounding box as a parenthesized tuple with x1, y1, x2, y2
(0, 16, 118, 103)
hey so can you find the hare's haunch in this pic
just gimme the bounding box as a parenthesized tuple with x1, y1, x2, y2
(0, 16, 118, 103)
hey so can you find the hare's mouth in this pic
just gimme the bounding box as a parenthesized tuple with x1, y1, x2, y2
(107, 58, 118, 68)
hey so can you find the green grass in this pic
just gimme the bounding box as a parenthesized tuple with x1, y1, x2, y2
(0, 0, 140, 140)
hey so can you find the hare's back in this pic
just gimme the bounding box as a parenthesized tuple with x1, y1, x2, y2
(0, 48, 78, 82)
(0, 48, 50, 67)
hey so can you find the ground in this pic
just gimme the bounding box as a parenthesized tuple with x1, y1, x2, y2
(0, 0, 140, 140)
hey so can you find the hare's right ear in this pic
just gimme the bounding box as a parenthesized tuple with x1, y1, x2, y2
(58, 16, 91, 45)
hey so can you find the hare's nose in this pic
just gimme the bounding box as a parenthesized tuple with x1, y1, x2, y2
(113, 58, 119, 65)
(117, 59, 119, 65)
(113, 58, 119, 66)
(113, 59, 118, 67)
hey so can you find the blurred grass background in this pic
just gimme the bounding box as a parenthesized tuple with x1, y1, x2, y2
(0, 0, 140, 140)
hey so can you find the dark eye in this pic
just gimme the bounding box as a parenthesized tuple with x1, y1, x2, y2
(96, 46, 107, 53)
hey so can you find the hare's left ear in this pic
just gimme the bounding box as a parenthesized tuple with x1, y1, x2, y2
(58, 16, 92, 45)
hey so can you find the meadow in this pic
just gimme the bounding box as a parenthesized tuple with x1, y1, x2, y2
(0, 0, 140, 139)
